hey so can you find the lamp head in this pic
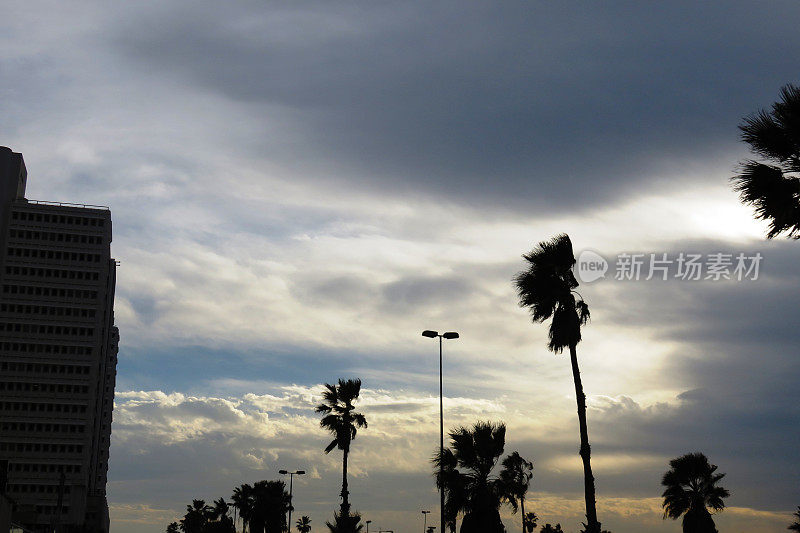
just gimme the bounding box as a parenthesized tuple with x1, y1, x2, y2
(442, 332, 459, 339)
(279, 469, 288, 475)
(296, 470, 306, 475)
(422, 330, 438, 338)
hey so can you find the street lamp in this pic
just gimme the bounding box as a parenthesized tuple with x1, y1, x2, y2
(422, 329, 459, 533)
(279, 469, 305, 532)
(421, 510, 431, 533)
(366, 520, 372, 533)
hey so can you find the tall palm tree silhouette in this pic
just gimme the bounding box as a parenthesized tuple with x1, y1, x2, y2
(433, 421, 508, 533)
(661, 452, 729, 533)
(789, 506, 800, 531)
(499, 451, 534, 533)
(296, 515, 312, 533)
(514, 234, 599, 533)
(316, 378, 368, 517)
(732, 83, 800, 239)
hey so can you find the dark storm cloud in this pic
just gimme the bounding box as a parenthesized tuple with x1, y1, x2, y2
(111, 1, 800, 211)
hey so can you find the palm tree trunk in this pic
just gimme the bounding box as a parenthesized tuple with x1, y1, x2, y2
(520, 497, 525, 533)
(569, 344, 600, 533)
(341, 446, 350, 515)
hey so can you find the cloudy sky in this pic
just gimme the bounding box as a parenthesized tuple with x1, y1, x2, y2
(2, 1, 799, 532)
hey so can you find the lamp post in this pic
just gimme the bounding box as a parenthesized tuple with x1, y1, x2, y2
(279, 469, 305, 532)
(366, 520, 372, 533)
(421, 510, 430, 533)
(422, 330, 459, 533)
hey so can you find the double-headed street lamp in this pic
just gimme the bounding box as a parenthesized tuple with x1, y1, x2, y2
(279, 469, 305, 532)
(421, 510, 431, 533)
(422, 330, 459, 533)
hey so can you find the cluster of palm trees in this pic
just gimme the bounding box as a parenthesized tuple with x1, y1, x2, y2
(505, 83, 800, 533)
(167, 83, 800, 533)
(166, 498, 234, 533)
(432, 421, 533, 533)
(166, 480, 312, 533)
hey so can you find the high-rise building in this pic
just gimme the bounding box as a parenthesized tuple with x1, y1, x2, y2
(0, 147, 118, 533)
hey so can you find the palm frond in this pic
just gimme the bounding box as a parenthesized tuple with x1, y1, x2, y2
(732, 161, 800, 238)
(661, 452, 729, 522)
(515, 234, 588, 352)
(352, 413, 368, 428)
(576, 300, 590, 325)
(735, 84, 800, 238)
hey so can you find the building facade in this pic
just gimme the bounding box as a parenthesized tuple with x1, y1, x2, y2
(0, 147, 118, 532)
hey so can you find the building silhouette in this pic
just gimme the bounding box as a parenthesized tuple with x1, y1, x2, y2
(0, 147, 118, 532)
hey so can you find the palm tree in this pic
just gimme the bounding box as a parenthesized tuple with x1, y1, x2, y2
(180, 500, 212, 533)
(522, 512, 537, 533)
(167, 522, 180, 533)
(540, 524, 563, 533)
(210, 498, 230, 522)
(500, 451, 534, 533)
(433, 447, 464, 533)
(296, 515, 312, 533)
(205, 497, 234, 533)
(732, 83, 800, 239)
(661, 452, 730, 533)
(315, 378, 368, 517)
(325, 511, 364, 533)
(249, 480, 290, 533)
(789, 506, 800, 531)
(433, 421, 508, 533)
(514, 234, 600, 533)
(232, 483, 254, 533)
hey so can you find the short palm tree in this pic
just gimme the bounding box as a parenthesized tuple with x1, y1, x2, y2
(500, 451, 534, 533)
(522, 512, 537, 533)
(297, 515, 312, 533)
(433, 421, 508, 533)
(514, 234, 600, 533)
(732, 83, 800, 238)
(661, 452, 729, 533)
(789, 506, 800, 531)
(166, 522, 180, 533)
(316, 378, 368, 518)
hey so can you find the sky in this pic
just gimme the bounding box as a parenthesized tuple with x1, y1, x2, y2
(1, 1, 799, 532)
